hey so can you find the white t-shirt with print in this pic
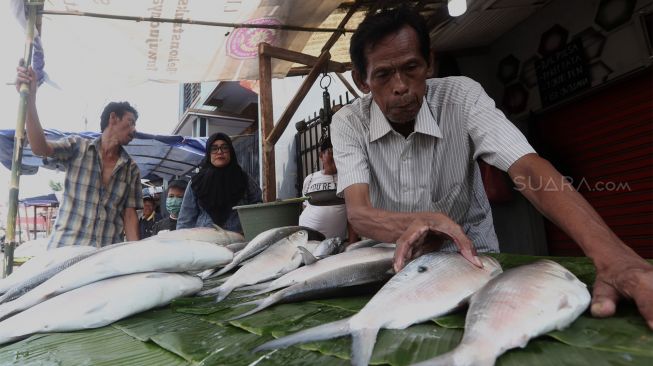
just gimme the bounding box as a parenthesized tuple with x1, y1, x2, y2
(298, 170, 347, 239)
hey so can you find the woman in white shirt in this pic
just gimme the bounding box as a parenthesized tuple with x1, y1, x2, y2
(299, 138, 358, 242)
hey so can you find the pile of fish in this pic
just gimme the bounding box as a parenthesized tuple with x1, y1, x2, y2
(246, 252, 590, 366)
(0, 225, 241, 345)
(0, 222, 592, 366)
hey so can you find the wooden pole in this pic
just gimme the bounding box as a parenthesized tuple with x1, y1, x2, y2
(4, 0, 37, 277)
(258, 43, 275, 202)
(335, 72, 360, 99)
(258, 1, 360, 202)
(40, 10, 356, 34)
(265, 51, 331, 146)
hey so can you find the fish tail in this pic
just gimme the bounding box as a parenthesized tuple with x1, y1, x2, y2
(253, 318, 351, 352)
(210, 264, 234, 279)
(351, 327, 380, 366)
(227, 295, 277, 321)
(198, 268, 216, 280)
(213, 286, 235, 303)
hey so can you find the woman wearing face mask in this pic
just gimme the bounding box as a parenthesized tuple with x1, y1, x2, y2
(176, 132, 262, 233)
(152, 179, 188, 234)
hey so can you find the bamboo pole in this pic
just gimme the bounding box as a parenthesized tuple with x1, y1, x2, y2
(40, 10, 357, 33)
(4, 0, 38, 277)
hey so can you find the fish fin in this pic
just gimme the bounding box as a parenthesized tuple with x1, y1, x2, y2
(351, 327, 380, 366)
(298, 246, 319, 265)
(212, 224, 225, 232)
(213, 285, 235, 303)
(253, 318, 351, 352)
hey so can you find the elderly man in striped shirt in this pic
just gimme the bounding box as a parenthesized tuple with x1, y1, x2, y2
(16, 63, 142, 248)
(331, 6, 652, 328)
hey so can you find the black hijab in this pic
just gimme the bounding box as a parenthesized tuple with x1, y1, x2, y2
(191, 133, 248, 226)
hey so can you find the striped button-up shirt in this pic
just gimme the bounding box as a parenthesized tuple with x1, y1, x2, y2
(331, 76, 535, 252)
(45, 136, 143, 248)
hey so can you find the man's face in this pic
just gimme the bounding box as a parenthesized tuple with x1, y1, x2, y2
(143, 200, 154, 217)
(167, 186, 184, 199)
(353, 26, 432, 124)
(113, 111, 137, 145)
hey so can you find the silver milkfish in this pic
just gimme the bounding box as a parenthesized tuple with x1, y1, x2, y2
(0, 272, 202, 346)
(201, 226, 324, 279)
(152, 225, 244, 245)
(230, 248, 393, 320)
(312, 237, 344, 257)
(0, 239, 233, 321)
(236, 247, 396, 298)
(199, 230, 309, 301)
(255, 253, 502, 366)
(0, 241, 131, 305)
(345, 238, 380, 252)
(413, 259, 591, 366)
(0, 246, 96, 295)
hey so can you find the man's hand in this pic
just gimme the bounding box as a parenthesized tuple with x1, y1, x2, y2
(16, 59, 37, 100)
(394, 213, 482, 272)
(591, 255, 653, 330)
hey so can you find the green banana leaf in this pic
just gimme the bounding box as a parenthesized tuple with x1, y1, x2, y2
(0, 324, 188, 366)
(0, 254, 650, 366)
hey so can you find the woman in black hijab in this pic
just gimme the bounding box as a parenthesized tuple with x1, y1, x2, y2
(177, 132, 262, 233)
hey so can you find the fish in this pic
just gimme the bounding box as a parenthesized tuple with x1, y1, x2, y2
(230, 251, 393, 320)
(255, 253, 502, 366)
(0, 246, 96, 295)
(413, 259, 591, 366)
(237, 247, 396, 298)
(345, 238, 380, 252)
(201, 226, 324, 279)
(152, 225, 244, 245)
(0, 272, 202, 346)
(198, 231, 309, 301)
(313, 237, 344, 257)
(0, 239, 233, 321)
(0, 242, 130, 304)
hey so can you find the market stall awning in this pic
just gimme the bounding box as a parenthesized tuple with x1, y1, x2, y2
(0, 129, 208, 181)
(19, 193, 59, 207)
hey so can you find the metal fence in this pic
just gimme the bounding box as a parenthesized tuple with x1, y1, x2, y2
(295, 92, 354, 196)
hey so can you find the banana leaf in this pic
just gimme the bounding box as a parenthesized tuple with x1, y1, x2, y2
(0, 254, 650, 365)
(0, 324, 188, 366)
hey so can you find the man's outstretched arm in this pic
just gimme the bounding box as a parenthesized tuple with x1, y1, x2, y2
(509, 153, 653, 329)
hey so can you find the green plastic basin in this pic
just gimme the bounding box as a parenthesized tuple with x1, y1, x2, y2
(234, 197, 307, 241)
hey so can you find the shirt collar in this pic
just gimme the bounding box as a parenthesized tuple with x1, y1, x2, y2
(369, 97, 443, 142)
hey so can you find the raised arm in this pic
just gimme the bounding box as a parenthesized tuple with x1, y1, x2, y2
(16, 62, 53, 157)
(509, 153, 653, 329)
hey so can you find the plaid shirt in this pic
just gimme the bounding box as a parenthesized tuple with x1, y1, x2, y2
(45, 136, 143, 248)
